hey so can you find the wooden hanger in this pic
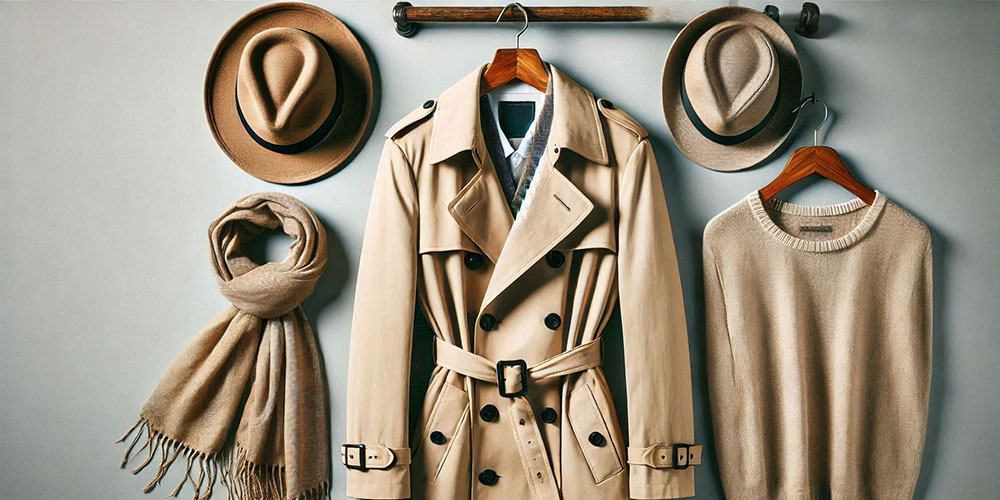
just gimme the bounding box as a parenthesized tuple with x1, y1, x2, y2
(482, 3, 548, 94)
(759, 95, 877, 205)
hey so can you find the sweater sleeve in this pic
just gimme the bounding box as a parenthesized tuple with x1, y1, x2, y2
(344, 139, 419, 499)
(617, 139, 698, 499)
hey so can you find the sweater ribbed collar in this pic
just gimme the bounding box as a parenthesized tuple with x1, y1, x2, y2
(746, 190, 887, 252)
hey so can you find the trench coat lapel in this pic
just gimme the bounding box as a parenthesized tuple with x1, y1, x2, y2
(479, 163, 593, 311)
(435, 65, 607, 305)
(447, 161, 512, 264)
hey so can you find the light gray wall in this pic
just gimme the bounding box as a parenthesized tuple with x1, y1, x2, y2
(2, 1, 998, 498)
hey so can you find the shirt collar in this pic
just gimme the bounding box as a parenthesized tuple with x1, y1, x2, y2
(485, 83, 547, 158)
(427, 63, 609, 166)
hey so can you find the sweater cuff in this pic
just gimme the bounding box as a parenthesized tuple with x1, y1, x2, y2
(346, 467, 410, 499)
(629, 467, 695, 499)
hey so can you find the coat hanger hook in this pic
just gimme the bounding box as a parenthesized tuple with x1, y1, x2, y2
(793, 93, 830, 146)
(496, 3, 529, 50)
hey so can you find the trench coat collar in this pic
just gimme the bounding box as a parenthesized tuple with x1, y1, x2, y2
(427, 64, 609, 166)
(438, 64, 600, 312)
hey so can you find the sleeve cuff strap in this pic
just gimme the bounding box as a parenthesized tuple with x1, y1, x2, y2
(341, 443, 411, 470)
(627, 443, 703, 469)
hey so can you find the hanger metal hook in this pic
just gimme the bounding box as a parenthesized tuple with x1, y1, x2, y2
(496, 3, 529, 50)
(793, 93, 829, 146)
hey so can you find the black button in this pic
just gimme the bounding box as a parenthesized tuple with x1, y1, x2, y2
(544, 313, 561, 330)
(478, 468, 498, 486)
(423, 99, 434, 109)
(480, 404, 499, 422)
(479, 314, 497, 331)
(588, 431, 606, 447)
(600, 99, 615, 109)
(545, 250, 565, 268)
(464, 252, 484, 270)
(553, 146, 560, 154)
(429, 431, 446, 445)
(541, 407, 557, 423)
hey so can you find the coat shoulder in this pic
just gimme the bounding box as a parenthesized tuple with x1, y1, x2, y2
(385, 99, 438, 140)
(596, 98, 648, 140)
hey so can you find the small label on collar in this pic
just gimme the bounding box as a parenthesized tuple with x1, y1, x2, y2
(800, 225, 834, 233)
(498, 101, 535, 140)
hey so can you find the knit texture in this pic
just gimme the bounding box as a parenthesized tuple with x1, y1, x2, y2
(118, 192, 330, 500)
(703, 192, 932, 500)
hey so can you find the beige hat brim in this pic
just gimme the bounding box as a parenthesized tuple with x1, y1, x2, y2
(663, 6, 802, 172)
(205, 2, 374, 184)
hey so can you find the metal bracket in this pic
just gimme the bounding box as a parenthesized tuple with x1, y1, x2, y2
(394, 2, 418, 38)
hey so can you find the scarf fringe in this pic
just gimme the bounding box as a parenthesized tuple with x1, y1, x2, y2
(118, 417, 329, 500)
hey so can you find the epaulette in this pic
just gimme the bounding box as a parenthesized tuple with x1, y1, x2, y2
(596, 98, 648, 139)
(385, 99, 437, 139)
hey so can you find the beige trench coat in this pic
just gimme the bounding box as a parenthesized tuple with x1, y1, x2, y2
(344, 65, 701, 500)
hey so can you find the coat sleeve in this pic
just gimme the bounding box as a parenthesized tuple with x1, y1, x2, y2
(616, 139, 697, 499)
(345, 139, 418, 499)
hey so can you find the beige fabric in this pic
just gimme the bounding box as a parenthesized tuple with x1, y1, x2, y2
(703, 192, 933, 499)
(662, 6, 802, 172)
(118, 192, 330, 500)
(345, 65, 698, 500)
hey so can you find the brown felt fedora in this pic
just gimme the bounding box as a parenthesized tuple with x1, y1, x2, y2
(205, 2, 373, 184)
(663, 6, 801, 172)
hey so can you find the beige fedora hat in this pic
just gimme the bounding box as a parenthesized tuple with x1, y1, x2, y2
(205, 2, 373, 184)
(663, 6, 802, 172)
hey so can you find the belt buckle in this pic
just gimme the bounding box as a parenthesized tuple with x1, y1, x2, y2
(672, 443, 691, 470)
(495, 359, 528, 398)
(342, 443, 367, 471)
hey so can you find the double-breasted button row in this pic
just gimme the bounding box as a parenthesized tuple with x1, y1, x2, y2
(478, 468, 498, 486)
(480, 310, 559, 332)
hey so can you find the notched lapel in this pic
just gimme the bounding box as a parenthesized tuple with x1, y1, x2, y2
(447, 163, 513, 263)
(480, 164, 594, 312)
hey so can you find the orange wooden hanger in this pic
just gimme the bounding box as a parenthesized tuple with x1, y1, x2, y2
(759, 95, 877, 205)
(482, 3, 548, 94)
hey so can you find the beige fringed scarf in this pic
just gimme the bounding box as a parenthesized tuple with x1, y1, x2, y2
(118, 192, 329, 500)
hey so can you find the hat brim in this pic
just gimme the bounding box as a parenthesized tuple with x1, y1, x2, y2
(663, 7, 802, 172)
(205, 2, 374, 184)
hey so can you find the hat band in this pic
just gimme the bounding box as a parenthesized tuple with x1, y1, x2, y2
(235, 31, 344, 155)
(680, 74, 780, 146)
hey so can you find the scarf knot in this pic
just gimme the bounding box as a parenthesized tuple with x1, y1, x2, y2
(211, 193, 326, 319)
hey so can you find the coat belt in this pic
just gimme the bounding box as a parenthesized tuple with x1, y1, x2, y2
(433, 337, 603, 500)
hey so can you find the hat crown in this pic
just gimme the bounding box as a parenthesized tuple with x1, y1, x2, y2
(684, 21, 780, 136)
(236, 27, 337, 146)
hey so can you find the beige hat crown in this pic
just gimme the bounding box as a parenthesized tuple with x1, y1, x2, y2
(684, 21, 779, 137)
(235, 27, 342, 153)
(682, 20, 780, 142)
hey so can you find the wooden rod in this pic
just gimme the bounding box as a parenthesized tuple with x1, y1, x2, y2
(405, 6, 650, 22)
(393, 3, 653, 37)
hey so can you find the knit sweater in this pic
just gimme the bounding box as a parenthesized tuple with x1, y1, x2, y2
(703, 191, 932, 500)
